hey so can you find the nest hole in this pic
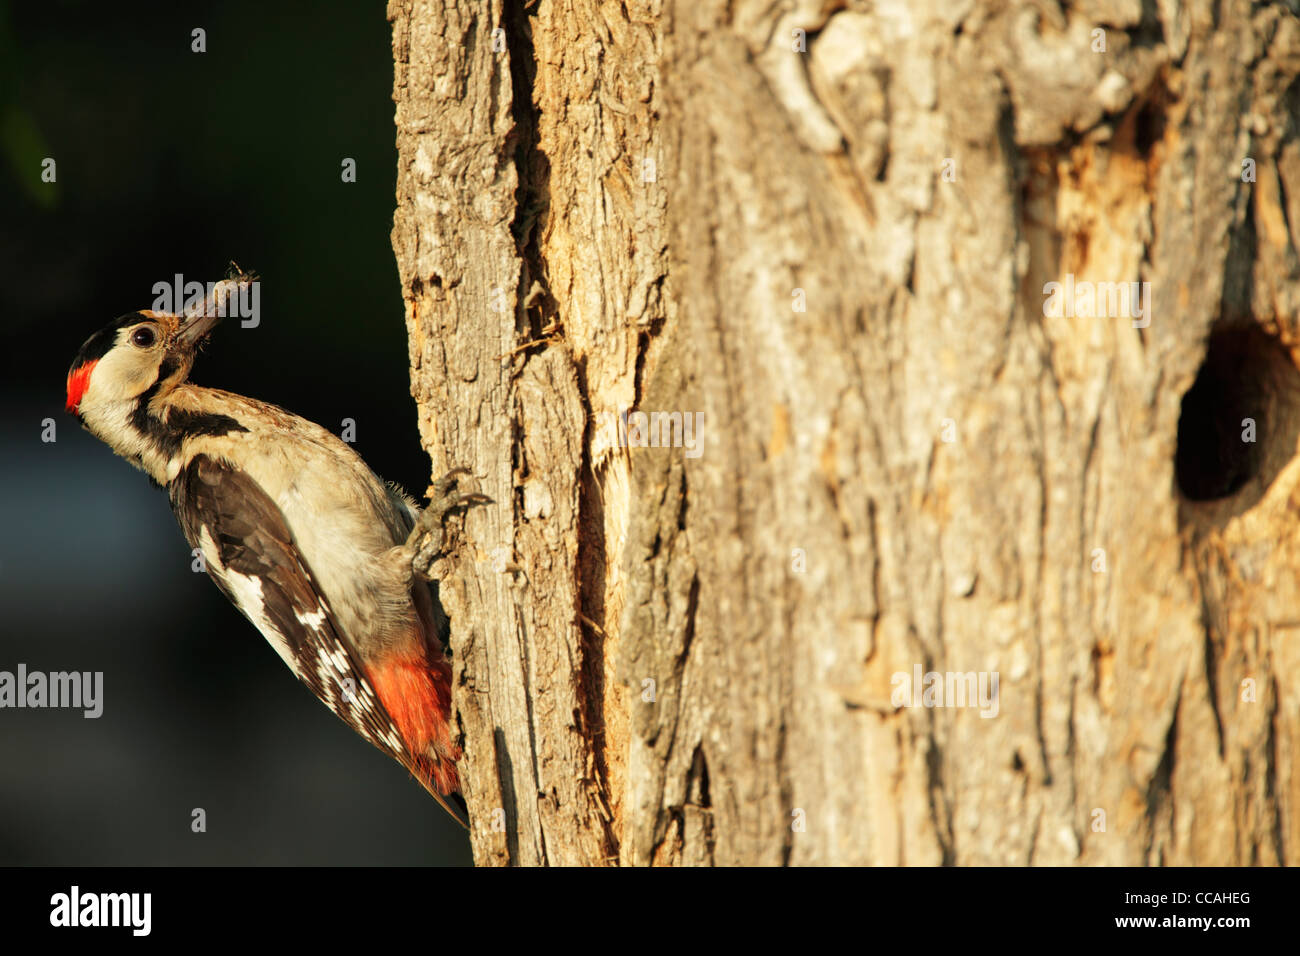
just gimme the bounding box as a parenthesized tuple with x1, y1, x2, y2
(1175, 326, 1300, 503)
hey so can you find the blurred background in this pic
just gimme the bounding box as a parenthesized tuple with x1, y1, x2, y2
(0, 1, 472, 864)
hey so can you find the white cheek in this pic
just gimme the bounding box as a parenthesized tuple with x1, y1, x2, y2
(85, 350, 157, 405)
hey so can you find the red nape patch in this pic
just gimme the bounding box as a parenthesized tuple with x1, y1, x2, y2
(368, 651, 460, 793)
(66, 360, 97, 414)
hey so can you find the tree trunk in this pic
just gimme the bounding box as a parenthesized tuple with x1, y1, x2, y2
(388, 0, 1300, 865)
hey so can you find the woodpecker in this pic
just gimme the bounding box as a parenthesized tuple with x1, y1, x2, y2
(65, 276, 485, 827)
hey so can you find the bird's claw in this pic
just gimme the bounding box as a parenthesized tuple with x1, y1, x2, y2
(408, 469, 492, 579)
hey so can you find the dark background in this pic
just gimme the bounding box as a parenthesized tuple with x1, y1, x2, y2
(0, 1, 471, 864)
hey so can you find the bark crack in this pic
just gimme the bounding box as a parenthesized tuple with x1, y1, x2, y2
(1143, 684, 1182, 864)
(502, 0, 618, 864)
(1266, 674, 1285, 865)
(573, 352, 620, 861)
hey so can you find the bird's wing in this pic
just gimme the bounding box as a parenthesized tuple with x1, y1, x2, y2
(169, 453, 466, 826)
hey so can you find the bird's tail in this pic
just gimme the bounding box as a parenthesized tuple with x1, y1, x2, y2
(367, 649, 467, 828)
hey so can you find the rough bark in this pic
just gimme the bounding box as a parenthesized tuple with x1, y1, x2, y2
(390, 0, 1300, 865)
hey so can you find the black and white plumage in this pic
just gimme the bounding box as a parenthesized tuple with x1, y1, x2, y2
(173, 454, 408, 760)
(66, 278, 482, 826)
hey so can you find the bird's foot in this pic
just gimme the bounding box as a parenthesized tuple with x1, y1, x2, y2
(407, 468, 492, 579)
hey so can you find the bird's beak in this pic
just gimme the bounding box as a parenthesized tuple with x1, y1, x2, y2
(175, 276, 250, 348)
(176, 309, 223, 348)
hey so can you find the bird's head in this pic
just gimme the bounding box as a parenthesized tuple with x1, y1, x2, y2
(64, 307, 222, 420)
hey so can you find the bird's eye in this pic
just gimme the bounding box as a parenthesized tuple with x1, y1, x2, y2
(130, 326, 157, 348)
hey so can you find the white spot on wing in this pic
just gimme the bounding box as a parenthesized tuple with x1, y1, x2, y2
(198, 526, 299, 678)
(295, 607, 327, 630)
